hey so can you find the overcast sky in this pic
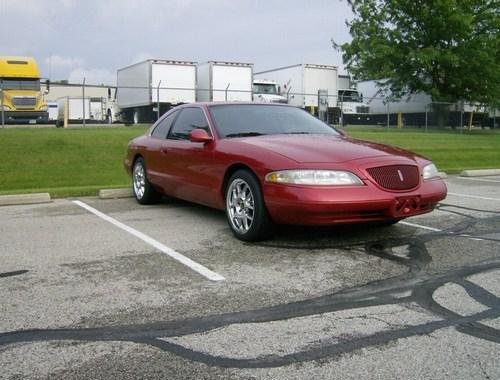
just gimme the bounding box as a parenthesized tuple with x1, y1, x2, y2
(2, 0, 353, 85)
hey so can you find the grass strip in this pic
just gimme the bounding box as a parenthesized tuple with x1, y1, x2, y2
(1, 126, 499, 197)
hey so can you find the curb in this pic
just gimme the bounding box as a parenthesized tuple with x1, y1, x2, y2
(460, 169, 500, 177)
(0, 193, 51, 206)
(99, 188, 133, 199)
(438, 172, 448, 179)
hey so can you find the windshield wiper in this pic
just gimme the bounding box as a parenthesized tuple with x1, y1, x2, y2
(225, 132, 265, 138)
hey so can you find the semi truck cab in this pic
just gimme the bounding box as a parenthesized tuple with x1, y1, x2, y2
(252, 79, 287, 103)
(338, 89, 369, 114)
(337, 89, 370, 114)
(0, 56, 49, 124)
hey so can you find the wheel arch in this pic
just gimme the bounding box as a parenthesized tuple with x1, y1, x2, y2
(220, 163, 260, 201)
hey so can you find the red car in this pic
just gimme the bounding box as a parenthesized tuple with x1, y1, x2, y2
(124, 103, 447, 241)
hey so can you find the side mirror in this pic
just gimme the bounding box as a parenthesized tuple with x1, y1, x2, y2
(189, 128, 213, 143)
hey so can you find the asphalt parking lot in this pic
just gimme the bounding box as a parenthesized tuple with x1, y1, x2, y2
(1, 175, 499, 379)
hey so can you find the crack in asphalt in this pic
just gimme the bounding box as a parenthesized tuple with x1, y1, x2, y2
(0, 270, 29, 279)
(0, 205, 499, 368)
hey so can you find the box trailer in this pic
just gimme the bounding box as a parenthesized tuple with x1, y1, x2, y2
(116, 59, 197, 124)
(254, 64, 338, 111)
(197, 61, 253, 102)
(57, 97, 90, 124)
(56, 97, 109, 126)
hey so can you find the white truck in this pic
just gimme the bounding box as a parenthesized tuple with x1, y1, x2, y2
(116, 59, 197, 124)
(252, 79, 287, 103)
(254, 63, 338, 113)
(196, 61, 253, 102)
(56, 97, 109, 126)
(338, 89, 370, 114)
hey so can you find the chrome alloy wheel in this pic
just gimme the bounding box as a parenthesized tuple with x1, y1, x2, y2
(226, 178, 255, 233)
(133, 161, 146, 199)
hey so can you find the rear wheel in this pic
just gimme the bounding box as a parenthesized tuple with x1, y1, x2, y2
(132, 158, 161, 204)
(225, 170, 274, 241)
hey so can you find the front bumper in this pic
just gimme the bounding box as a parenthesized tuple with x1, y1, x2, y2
(263, 178, 447, 225)
(1, 111, 49, 124)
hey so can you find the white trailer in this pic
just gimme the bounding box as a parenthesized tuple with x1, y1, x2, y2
(197, 61, 253, 102)
(47, 101, 59, 123)
(57, 97, 91, 124)
(56, 97, 110, 126)
(116, 59, 197, 124)
(254, 64, 338, 110)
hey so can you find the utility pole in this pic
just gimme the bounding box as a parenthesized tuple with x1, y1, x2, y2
(156, 80, 161, 121)
(0, 79, 4, 128)
(82, 77, 86, 128)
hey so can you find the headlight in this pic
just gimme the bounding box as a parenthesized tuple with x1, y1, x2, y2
(265, 170, 364, 186)
(0, 104, 11, 110)
(423, 163, 439, 180)
(39, 105, 48, 111)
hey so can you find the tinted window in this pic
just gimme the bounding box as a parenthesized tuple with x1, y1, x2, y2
(209, 105, 339, 138)
(168, 108, 210, 140)
(151, 110, 178, 139)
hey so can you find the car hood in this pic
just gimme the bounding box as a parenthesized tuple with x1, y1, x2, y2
(238, 134, 417, 163)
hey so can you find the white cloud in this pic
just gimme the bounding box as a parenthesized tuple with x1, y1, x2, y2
(68, 68, 115, 85)
(45, 55, 84, 69)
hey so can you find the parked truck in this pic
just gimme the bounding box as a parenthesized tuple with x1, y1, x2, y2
(254, 64, 338, 115)
(252, 79, 287, 103)
(116, 59, 197, 124)
(197, 61, 253, 102)
(56, 97, 111, 126)
(0, 56, 49, 124)
(356, 80, 488, 127)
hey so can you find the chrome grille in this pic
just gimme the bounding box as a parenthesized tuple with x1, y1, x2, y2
(12, 97, 37, 108)
(367, 165, 420, 191)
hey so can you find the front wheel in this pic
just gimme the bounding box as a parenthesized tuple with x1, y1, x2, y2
(132, 158, 161, 204)
(225, 170, 274, 241)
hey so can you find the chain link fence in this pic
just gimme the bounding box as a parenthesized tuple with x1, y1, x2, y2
(1, 79, 497, 130)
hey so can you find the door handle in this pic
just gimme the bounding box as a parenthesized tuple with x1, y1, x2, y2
(161, 147, 168, 155)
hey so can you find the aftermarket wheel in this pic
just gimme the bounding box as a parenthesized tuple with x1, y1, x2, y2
(132, 158, 161, 204)
(225, 170, 274, 241)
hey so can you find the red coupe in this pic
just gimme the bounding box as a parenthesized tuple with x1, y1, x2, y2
(124, 103, 447, 241)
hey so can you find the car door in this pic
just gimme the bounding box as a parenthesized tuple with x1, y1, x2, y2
(162, 107, 219, 207)
(144, 110, 180, 193)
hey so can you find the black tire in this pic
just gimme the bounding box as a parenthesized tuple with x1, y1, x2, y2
(132, 158, 161, 204)
(225, 170, 274, 241)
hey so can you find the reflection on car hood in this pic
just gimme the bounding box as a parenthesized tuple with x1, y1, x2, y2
(237, 134, 417, 163)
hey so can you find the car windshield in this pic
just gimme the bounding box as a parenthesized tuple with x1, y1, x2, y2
(209, 104, 339, 138)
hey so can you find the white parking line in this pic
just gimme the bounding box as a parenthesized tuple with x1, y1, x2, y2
(456, 177, 500, 184)
(399, 221, 442, 232)
(73, 200, 225, 282)
(447, 192, 500, 202)
(400, 220, 484, 241)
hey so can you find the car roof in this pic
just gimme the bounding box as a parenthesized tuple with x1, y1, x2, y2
(178, 102, 295, 108)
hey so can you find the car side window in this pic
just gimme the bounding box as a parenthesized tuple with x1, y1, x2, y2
(168, 108, 210, 141)
(151, 110, 178, 139)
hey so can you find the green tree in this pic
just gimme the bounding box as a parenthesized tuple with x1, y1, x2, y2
(339, 0, 500, 105)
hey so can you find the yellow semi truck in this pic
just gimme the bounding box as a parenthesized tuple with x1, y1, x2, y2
(0, 56, 49, 124)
